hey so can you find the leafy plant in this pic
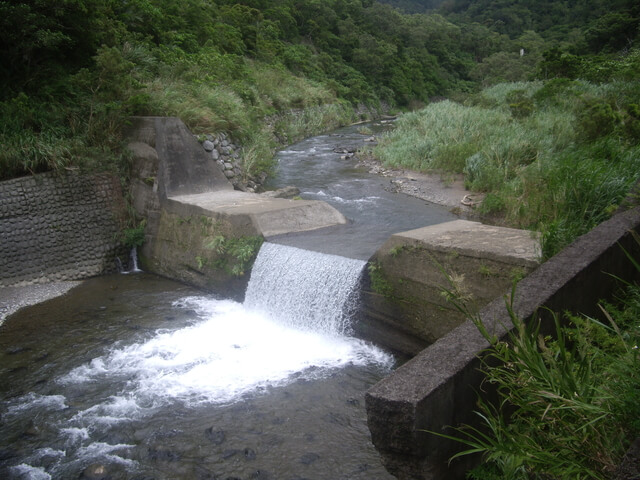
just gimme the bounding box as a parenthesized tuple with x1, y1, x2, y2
(433, 267, 640, 479)
(121, 220, 146, 248)
(367, 261, 395, 299)
(203, 234, 264, 277)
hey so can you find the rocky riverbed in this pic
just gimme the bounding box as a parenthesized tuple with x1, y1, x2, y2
(354, 152, 481, 215)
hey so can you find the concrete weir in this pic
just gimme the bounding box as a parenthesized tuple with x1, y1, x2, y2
(126, 116, 346, 296)
(365, 206, 640, 480)
(167, 190, 346, 238)
(357, 220, 540, 357)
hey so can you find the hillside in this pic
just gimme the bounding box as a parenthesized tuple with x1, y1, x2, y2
(0, 0, 638, 183)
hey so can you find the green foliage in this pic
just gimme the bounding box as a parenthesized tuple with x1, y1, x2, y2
(435, 253, 640, 480)
(1, 0, 638, 198)
(577, 98, 622, 141)
(121, 221, 146, 248)
(375, 80, 640, 259)
(203, 234, 264, 277)
(538, 47, 582, 79)
(367, 262, 395, 299)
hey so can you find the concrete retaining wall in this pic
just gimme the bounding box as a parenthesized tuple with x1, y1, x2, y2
(0, 171, 128, 287)
(365, 206, 640, 479)
(126, 116, 347, 298)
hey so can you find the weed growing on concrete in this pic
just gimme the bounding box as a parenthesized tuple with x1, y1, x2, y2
(433, 261, 640, 479)
(367, 261, 395, 299)
(203, 234, 264, 277)
(121, 220, 146, 248)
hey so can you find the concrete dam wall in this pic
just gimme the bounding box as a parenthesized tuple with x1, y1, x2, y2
(365, 206, 640, 480)
(125, 116, 348, 298)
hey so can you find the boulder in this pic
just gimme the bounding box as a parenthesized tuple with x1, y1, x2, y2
(261, 186, 301, 199)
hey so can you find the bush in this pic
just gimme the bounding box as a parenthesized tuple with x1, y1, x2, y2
(577, 98, 622, 141)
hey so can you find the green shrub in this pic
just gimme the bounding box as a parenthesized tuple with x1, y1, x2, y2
(577, 98, 622, 141)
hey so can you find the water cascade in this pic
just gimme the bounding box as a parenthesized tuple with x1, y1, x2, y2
(1, 243, 393, 479)
(128, 246, 141, 273)
(245, 242, 365, 335)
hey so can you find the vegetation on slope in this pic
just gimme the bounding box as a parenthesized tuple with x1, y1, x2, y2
(372, 0, 640, 258)
(375, 73, 640, 258)
(0, 0, 638, 258)
(439, 246, 640, 479)
(0, 0, 501, 181)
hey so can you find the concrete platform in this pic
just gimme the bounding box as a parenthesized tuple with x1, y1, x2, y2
(357, 220, 540, 356)
(365, 208, 640, 479)
(396, 220, 540, 267)
(168, 190, 347, 238)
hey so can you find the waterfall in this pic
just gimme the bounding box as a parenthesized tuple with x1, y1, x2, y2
(119, 247, 141, 274)
(129, 246, 141, 273)
(244, 243, 365, 336)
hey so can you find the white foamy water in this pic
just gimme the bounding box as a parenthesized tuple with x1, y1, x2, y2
(61, 296, 390, 408)
(10, 464, 52, 480)
(3, 393, 68, 417)
(3, 243, 394, 478)
(58, 244, 389, 411)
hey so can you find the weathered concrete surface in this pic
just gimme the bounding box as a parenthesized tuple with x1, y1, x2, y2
(366, 207, 640, 480)
(169, 191, 347, 238)
(358, 220, 540, 356)
(126, 116, 347, 296)
(128, 116, 233, 199)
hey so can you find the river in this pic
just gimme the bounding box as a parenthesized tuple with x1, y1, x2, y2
(0, 122, 457, 479)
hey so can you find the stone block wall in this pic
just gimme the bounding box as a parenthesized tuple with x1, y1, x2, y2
(0, 171, 128, 287)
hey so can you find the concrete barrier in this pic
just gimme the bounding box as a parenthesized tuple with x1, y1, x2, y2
(357, 220, 540, 357)
(126, 116, 348, 297)
(365, 206, 640, 479)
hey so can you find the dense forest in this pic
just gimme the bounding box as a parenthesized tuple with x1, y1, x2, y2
(1, 0, 638, 180)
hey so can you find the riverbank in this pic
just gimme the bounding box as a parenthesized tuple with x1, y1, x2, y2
(0, 281, 80, 325)
(355, 153, 482, 215)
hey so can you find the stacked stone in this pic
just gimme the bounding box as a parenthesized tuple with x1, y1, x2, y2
(0, 172, 128, 287)
(199, 133, 265, 193)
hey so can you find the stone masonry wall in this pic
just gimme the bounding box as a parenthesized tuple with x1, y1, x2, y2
(0, 171, 128, 287)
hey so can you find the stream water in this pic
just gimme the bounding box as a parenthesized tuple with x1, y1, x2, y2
(267, 122, 457, 259)
(0, 122, 457, 479)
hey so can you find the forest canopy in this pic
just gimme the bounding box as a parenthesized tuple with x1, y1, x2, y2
(0, 0, 638, 180)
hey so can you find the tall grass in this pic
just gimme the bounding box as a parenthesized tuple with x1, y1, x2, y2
(451, 311, 638, 479)
(437, 268, 640, 480)
(375, 81, 640, 258)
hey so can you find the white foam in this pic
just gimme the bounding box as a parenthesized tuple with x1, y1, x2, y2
(30, 448, 66, 460)
(10, 464, 52, 480)
(3, 393, 67, 417)
(60, 296, 391, 408)
(76, 442, 136, 466)
(68, 396, 151, 428)
(60, 427, 90, 446)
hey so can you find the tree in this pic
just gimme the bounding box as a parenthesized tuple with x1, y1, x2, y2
(585, 12, 639, 52)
